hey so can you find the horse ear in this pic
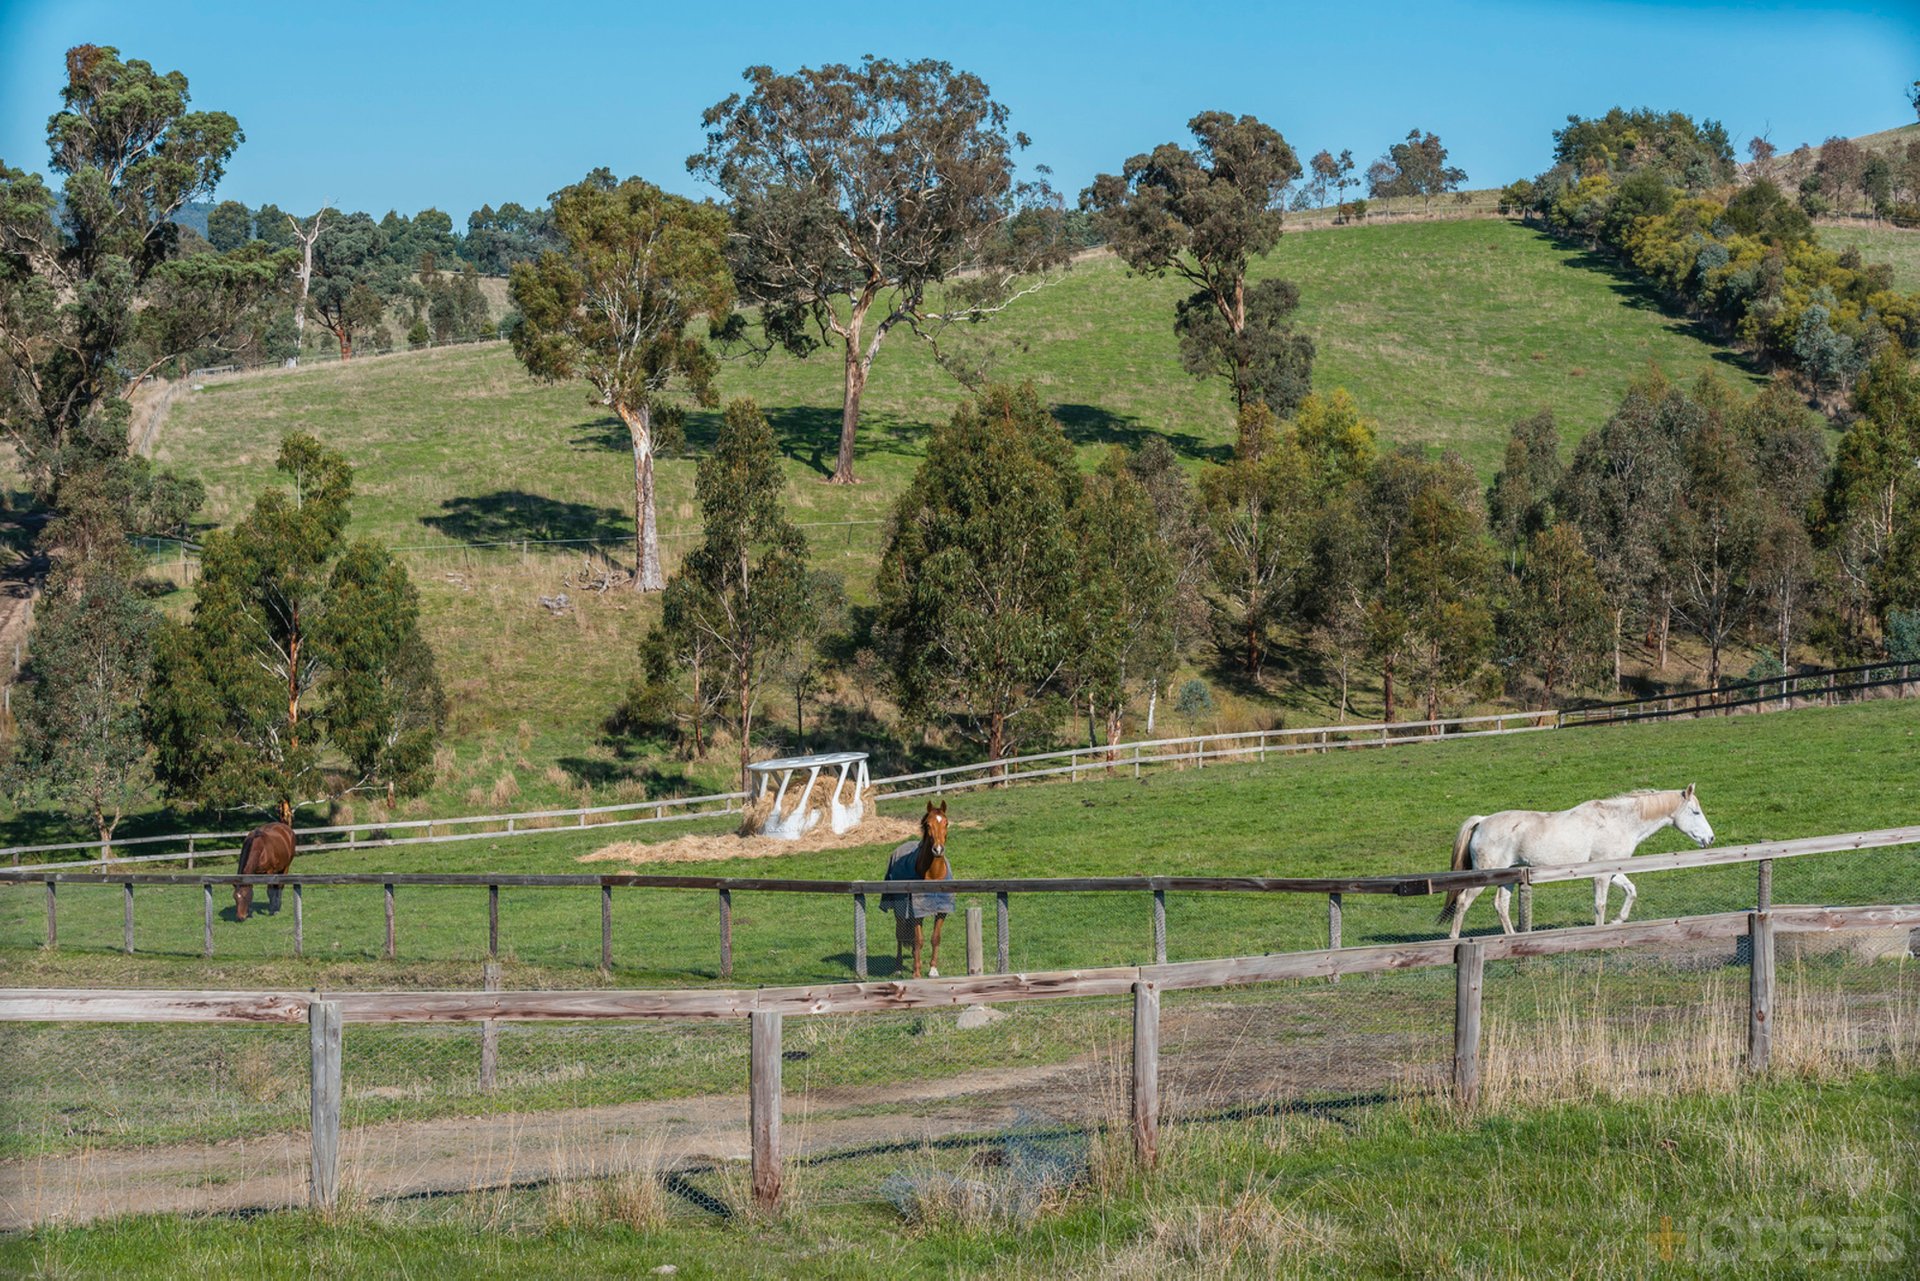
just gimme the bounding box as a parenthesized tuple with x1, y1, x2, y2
(1685, 782, 1696, 798)
(937, 801, 948, 815)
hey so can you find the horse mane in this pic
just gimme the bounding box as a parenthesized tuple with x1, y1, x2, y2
(1621, 789, 1683, 820)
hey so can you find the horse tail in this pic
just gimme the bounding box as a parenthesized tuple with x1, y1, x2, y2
(237, 830, 255, 877)
(1436, 817, 1486, 926)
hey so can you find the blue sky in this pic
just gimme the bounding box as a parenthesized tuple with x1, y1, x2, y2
(2, 0, 1915, 220)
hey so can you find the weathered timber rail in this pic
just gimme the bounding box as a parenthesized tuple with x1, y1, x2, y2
(4, 901, 1913, 1212)
(10, 662, 1911, 872)
(4, 826, 1912, 978)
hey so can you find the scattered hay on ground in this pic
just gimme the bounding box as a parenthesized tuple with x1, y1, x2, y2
(579, 813, 923, 867)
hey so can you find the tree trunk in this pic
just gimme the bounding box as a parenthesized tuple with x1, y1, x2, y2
(691, 646, 705, 757)
(835, 344, 867, 485)
(1382, 656, 1396, 723)
(1611, 608, 1624, 694)
(615, 402, 663, 591)
(1145, 682, 1158, 734)
(987, 711, 1006, 781)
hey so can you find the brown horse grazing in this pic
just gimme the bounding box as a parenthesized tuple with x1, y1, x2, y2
(235, 822, 296, 921)
(880, 802, 953, 978)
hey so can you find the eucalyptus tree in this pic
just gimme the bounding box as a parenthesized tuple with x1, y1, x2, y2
(648, 399, 810, 791)
(146, 434, 443, 822)
(690, 57, 1069, 484)
(1085, 112, 1312, 414)
(0, 44, 245, 495)
(509, 175, 733, 589)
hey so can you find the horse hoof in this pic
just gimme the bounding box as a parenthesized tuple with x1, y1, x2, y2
(929, 966, 939, 978)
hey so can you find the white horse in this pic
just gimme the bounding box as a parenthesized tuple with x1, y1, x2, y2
(1439, 785, 1715, 938)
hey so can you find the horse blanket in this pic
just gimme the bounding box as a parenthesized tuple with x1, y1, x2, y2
(879, 841, 955, 921)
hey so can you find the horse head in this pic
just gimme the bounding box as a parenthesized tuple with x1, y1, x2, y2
(919, 801, 949, 879)
(1673, 783, 1714, 848)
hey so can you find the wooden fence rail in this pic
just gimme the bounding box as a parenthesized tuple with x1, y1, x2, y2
(4, 827, 1910, 975)
(3, 901, 1913, 1211)
(14, 662, 1910, 871)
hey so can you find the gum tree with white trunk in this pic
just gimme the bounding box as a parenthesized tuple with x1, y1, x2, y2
(509, 175, 732, 590)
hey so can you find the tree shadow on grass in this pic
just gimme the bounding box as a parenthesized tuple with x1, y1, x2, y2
(1521, 227, 1756, 375)
(421, 491, 628, 545)
(1052, 403, 1229, 463)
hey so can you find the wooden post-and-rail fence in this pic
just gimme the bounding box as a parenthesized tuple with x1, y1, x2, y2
(10, 662, 1912, 874)
(8, 824, 1913, 976)
(4, 901, 1912, 1212)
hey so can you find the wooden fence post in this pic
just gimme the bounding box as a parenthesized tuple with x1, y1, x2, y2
(203, 882, 214, 958)
(1756, 859, 1772, 914)
(1152, 889, 1167, 965)
(1453, 941, 1485, 1107)
(309, 1000, 342, 1211)
(1749, 911, 1774, 1071)
(718, 888, 733, 978)
(293, 884, 303, 957)
(965, 906, 984, 976)
(1517, 880, 1533, 934)
(749, 1011, 782, 1209)
(600, 884, 612, 972)
(43, 880, 54, 949)
(122, 882, 134, 954)
(995, 892, 1009, 974)
(852, 893, 867, 980)
(479, 961, 500, 1092)
(1131, 980, 1160, 1167)
(383, 883, 395, 959)
(488, 884, 500, 959)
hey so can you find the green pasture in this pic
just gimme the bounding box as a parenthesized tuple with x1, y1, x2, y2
(1821, 222, 1920, 292)
(3, 1069, 1915, 1278)
(2, 700, 1913, 991)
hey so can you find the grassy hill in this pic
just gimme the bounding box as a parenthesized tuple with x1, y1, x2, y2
(79, 215, 1764, 831)
(1821, 223, 1920, 291)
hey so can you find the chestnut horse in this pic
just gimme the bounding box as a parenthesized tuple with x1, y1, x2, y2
(880, 802, 953, 978)
(235, 822, 296, 921)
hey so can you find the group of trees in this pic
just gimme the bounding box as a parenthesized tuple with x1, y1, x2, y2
(3, 47, 445, 841)
(1502, 107, 1920, 400)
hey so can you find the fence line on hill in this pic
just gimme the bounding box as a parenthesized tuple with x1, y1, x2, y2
(3, 825, 1911, 978)
(1, 900, 1912, 1219)
(5, 661, 1914, 871)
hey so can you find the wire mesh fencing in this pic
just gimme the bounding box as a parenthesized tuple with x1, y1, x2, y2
(333, 1018, 750, 1224)
(0, 1021, 310, 1229)
(0, 909, 1915, 1231)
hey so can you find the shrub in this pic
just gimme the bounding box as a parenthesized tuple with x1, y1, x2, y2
(1175, 678, 1214, 719)
(1887, 609, 1920, 661)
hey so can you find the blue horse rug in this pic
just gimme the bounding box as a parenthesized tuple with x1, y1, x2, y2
(879, 841, 955, 921)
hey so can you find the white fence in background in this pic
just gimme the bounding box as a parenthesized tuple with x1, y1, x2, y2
(5, 663, 1915, 872)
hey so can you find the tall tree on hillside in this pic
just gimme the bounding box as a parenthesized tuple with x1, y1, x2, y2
(649, 400, 810, 792)
(0, 44, 243, 496)
(1200, 402, 1313, 677)
(1487, 410, 1563, 570)
(1821, 349, 1920, 644)
(1503, 523, 1610, 703)
(1558, 375, 1689, 687)
(7, 550, 154, 847)
(1074, 451, 1175, 750)
(690, 57, 1069, 484)
(306, 212, 401, 359)
(285, 207, 327, 363)
(878, 383, 1083, 764)
(510, 175, 733, 590)
(1663, 411, 1765, 687)
(1384, 130, 1467, 214)
(1123, 438, 1212, 729)
(206, 199, 251, 251)
(146, 434, 444, 821)
(1085, 112, 1312, 414)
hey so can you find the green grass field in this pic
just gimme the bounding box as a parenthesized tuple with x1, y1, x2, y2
(3, 700, 1913, 990)
(4, 1069, 1914, 1278)
(1821, 223, 1920, 292)
(157, 218, 1751, 547)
